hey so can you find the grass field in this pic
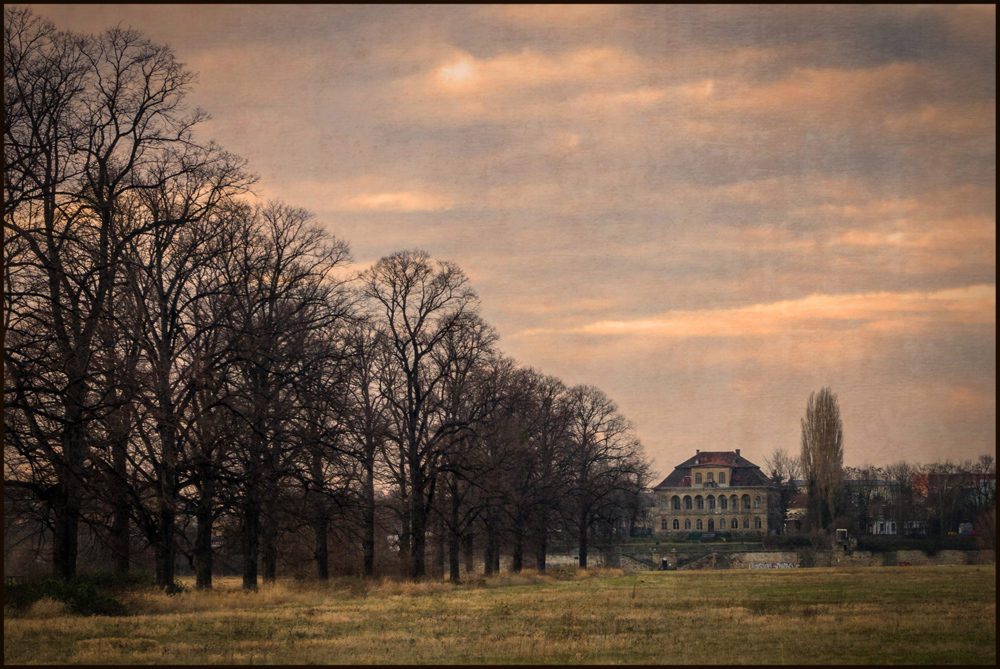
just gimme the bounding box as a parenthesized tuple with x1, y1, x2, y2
(4, 566, 995, 664)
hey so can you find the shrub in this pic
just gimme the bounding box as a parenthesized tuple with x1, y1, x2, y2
(856, 534, 979, 554)
(766, 534, 815, 549)
(4, 573, 138, 617)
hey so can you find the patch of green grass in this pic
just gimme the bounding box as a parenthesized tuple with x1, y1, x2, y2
(3, 566, 995, 664)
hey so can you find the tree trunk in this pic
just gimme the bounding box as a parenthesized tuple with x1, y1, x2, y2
(448, 485, 461, 583)
(53, 396, 86, 580)
(578, 512, 589, 569)
(484, 540, 494, 576)
(111, 436, 130, 575)
(242, 495, 260, 591)
(155, 418, 178, 590)
(511, 509, 524, 573)
(432, 513, 445, 578)
(311, 448, 329, 580)
(261, 510, 278, 583)
(314, 515, 329, 581)
(535, 510, 548, 573)
(194, 470, 214, 589)
(463, 531, 474, 574)
(363, 461, 376, 578)
(409, 457, 426, 579)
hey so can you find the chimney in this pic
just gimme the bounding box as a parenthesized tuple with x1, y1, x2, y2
(736, 449, 740, 457)
(696, 449, 700, 454)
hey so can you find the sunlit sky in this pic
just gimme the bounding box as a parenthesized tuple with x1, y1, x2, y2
(28, 4, 995, 479)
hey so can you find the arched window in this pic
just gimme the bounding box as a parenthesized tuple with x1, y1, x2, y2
(720, 496, 728, 510)
(696, 496, 704, 510)
(695, 472, 702, 484)
(684, 496, 693, 510)
(696, 519, 703, 530)
(731, 495, 738, 509)
(743, 518, 750, 529)
(754, 517, 762, 529)
(672, 496, 681, 510)
(673, 519, 680, 530)
(719, 517, 725, 529)
(754, 496, 761, 509)
(707, 472, 714, 482)
(742, 495, 751, 510)
(684, 519, 691, 530)
(731, 518, 738, 529)
(719, 472, 726, 484)
(707, 495, 715, 510)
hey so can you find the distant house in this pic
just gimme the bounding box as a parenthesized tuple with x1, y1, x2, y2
(650, 449, 772, 536)
(784, 492, 808, 533)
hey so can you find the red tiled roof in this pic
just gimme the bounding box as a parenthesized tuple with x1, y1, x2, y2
(653, 450, 770, 489)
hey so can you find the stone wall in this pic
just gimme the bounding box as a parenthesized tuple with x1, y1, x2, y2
(652, 548, 995, 570)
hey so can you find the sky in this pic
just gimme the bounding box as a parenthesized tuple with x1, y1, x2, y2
(26, 4, 996, 480)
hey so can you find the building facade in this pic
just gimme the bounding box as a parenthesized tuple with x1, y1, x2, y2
(651, 449, 772, 536)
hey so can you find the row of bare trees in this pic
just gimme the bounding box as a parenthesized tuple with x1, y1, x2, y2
(4, 7, 650, 590)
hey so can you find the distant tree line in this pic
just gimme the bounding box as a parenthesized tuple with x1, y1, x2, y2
(764, 388, 994, 545)
(3, 7, 651, 590)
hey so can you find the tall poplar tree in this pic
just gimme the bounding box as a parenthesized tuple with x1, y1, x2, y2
(800, 387, 844, 531)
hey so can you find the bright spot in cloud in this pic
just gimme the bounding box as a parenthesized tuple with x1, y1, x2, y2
(346, 191, 454, 212)
(436, 58, 481, 89)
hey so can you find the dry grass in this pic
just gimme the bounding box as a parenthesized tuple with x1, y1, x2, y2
(4, 565, 994, 664)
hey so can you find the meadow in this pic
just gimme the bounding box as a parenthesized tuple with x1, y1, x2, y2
(4, 566, 995, 664)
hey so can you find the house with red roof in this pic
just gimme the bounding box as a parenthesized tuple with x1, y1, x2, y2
(650, 449, 773, 536)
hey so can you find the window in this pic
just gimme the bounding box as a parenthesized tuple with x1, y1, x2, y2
(684, 519, 691, 530)
(662, 519, 669, 530)
(720, 496, 728, 510)
(673, 519, 680, 530)
(684, 496, 692, 510)
(743, 495, 751, 510)
(731, 495, 738, 509)
(696, 496, 704, 510)
(731, 518, 738, 529)
(695, 473, 702, 484)
(696, 519, 703, 530)
(743, 518, 750, 529)
(672, 496, 681, 510)
(719, 472, 726, 484)
(707, 472, 714, 482)
(707, 496, 715, 510)
(754, 496, 761, 509)
(719, 517, 725, 529)
(754, 517, 762, 529)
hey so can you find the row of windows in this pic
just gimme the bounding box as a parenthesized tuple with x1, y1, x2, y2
(693, 472, 725, 484)
(670, 494, 762, 511)
(661, 517, 763, 530)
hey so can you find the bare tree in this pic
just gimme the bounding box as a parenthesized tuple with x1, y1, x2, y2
(800, 387, 844, 532)
(563, 385, 649, 568)
(885, 460, 919, 536)
(4, 9, 227, 578)
(359, 250, 479, 578)
(224, 201, 351, 590)
(843, 464, 885, 535)
(764, 447, 800, 535)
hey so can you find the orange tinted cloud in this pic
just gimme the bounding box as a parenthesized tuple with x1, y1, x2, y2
(345, 191, 454, 212)
(521, 284, 995, 338)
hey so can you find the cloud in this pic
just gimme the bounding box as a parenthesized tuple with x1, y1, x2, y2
(345, 191, 454, 212)
(834, 215, 995, 250)
(518, 284, 995, 338)
(487, 4, 623, 26)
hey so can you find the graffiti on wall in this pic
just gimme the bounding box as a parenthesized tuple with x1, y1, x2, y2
(750, 562, 799, 569)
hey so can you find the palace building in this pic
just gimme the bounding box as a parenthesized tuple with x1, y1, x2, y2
(651, 449, 772, 536)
